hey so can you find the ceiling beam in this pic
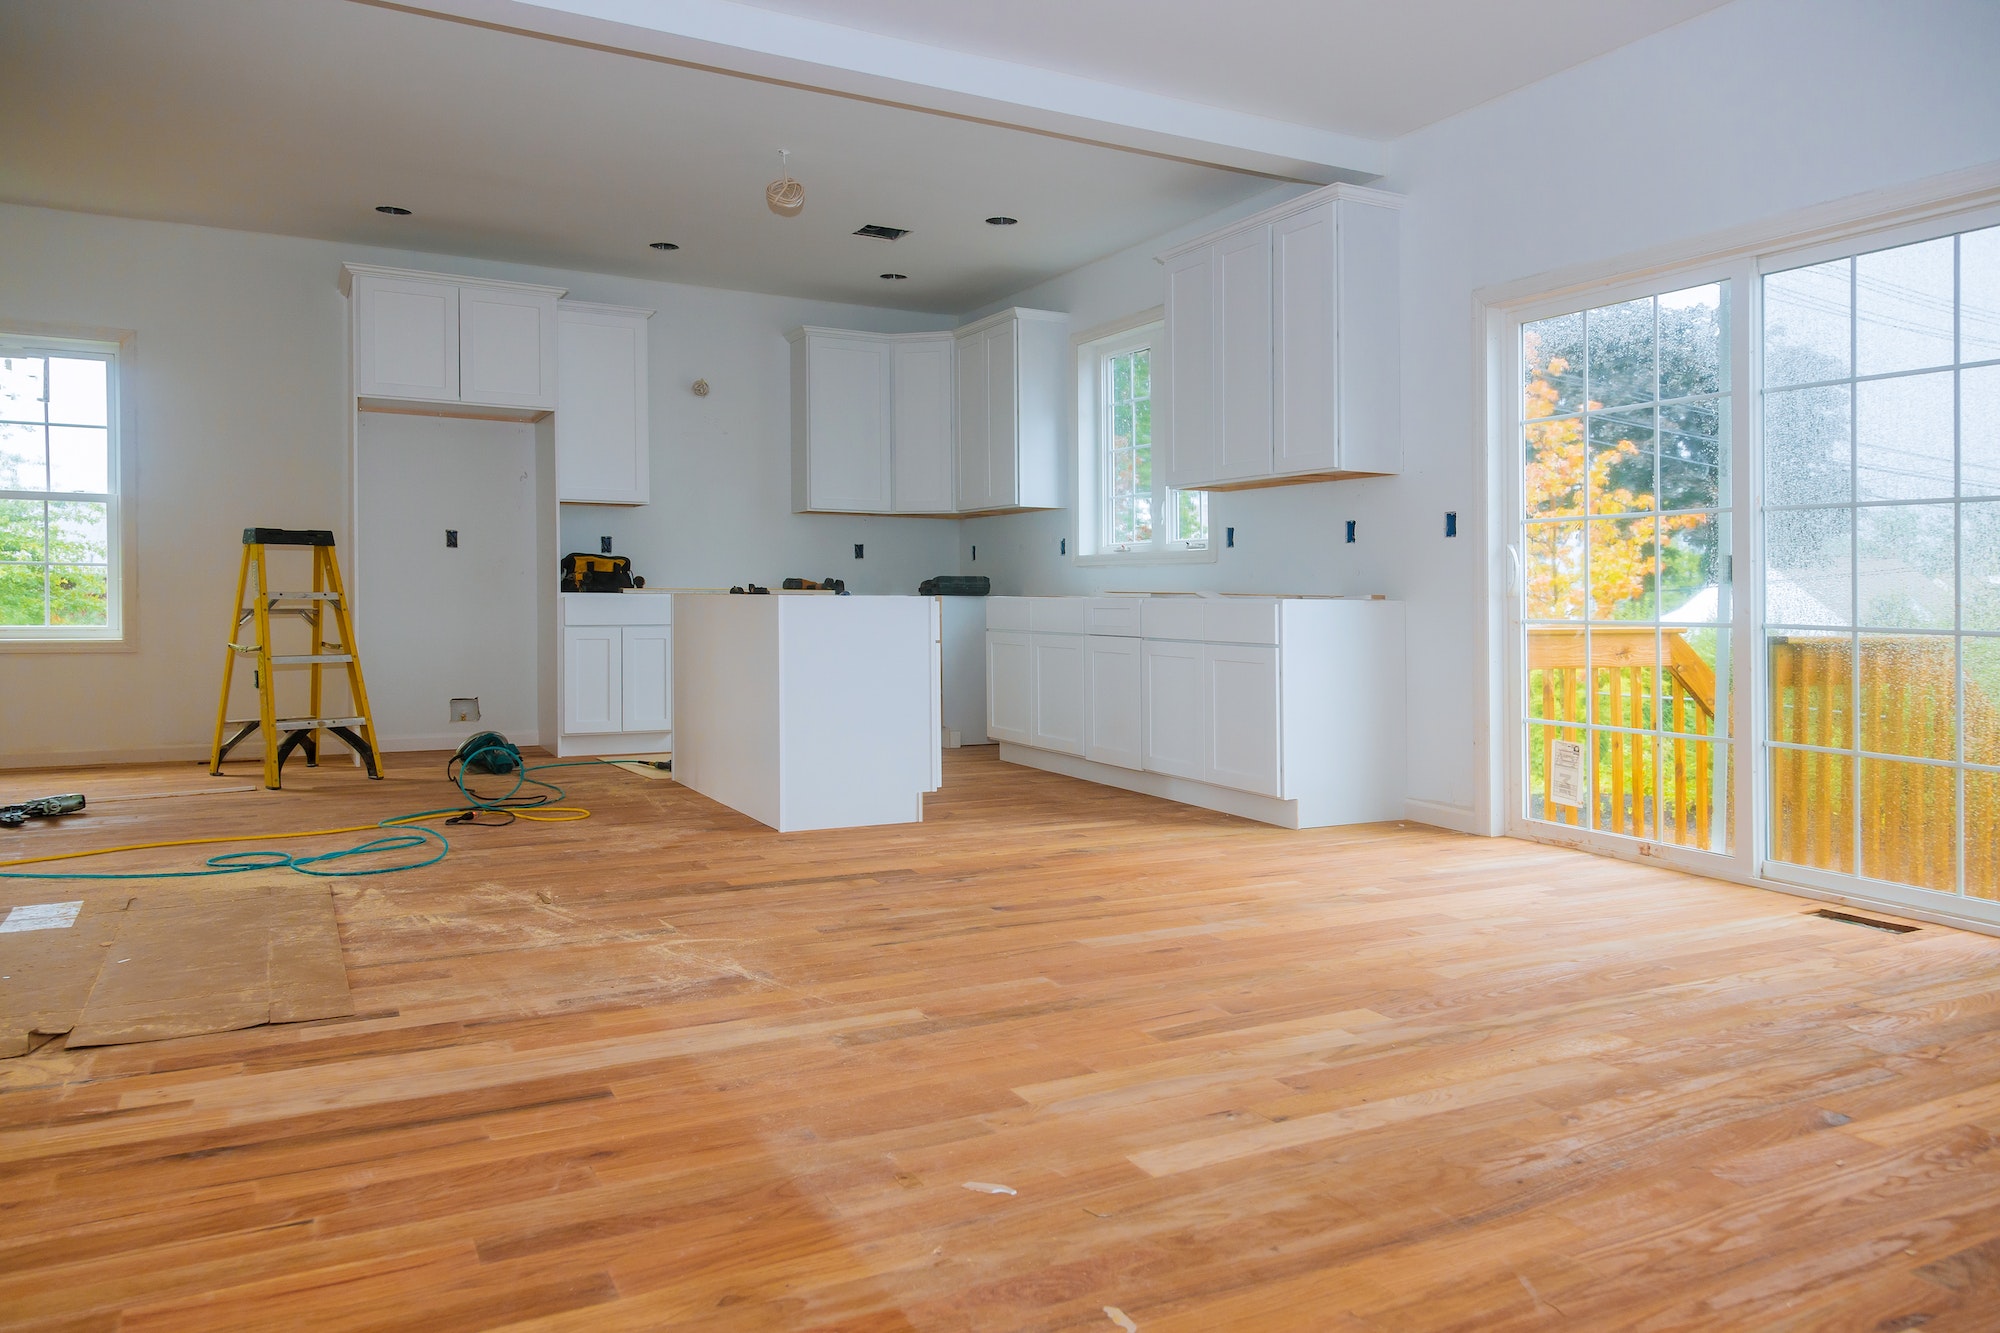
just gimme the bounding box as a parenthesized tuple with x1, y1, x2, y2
(375, 0, 1387, 184)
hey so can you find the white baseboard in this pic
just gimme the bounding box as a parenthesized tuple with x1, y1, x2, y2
(1, 742, 209, 771)
(1403, 797, 1485, 835)
(381, 730, 540, 754)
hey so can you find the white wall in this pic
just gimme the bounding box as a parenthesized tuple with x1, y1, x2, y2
(957, 0, 2000, 824)
(0, 204, 956, 766)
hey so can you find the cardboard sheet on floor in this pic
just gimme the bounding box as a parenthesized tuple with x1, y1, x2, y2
(0, 873, 353, 1056)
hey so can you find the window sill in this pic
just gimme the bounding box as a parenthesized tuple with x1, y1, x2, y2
(1074, 547, 1219, 569)
(0, 633, 134, 654)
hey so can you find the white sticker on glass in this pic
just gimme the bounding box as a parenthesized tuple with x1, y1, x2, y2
(1550, 740, 1585, 809)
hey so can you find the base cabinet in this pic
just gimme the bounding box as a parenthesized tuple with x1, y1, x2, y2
(558, 594, 672, 755)
(986, 596, 1405, 828)
(1085, 635, 1142, 770)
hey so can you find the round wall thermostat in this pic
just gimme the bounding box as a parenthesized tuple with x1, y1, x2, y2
(692, 378, 710, 397)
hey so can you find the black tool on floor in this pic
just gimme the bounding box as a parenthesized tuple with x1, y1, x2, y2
(0, 794, 85, 828)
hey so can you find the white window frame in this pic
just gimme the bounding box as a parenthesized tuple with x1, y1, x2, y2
(1472, 163, 2000, 937)
(0, 330, 134, 649)
(1072, 309, 1215, 567)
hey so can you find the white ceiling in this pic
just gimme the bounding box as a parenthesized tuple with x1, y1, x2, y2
(728, 0, 1733, 140)
(0, 0, 1730, 313)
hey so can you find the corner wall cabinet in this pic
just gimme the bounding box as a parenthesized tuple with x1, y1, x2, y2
(788, 328, 956, 514)
(344, 264, 561, 412)
(985, 594, 1405, 828)
(1157, 183, 1402, 491)
(954, 307, 1066, 514)
(557, 593, 671, 757)
(556, 301, 652, 504)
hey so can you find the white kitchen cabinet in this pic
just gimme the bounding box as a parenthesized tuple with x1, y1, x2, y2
(790, 329, 893, 513)
(556, 302, 652, 504)
(344, 265, 564, 411)
(1159, 249, 1215, 491)
(556, 594, 673, 755)
(1085, 634, 1143, 770)
(892, 335, 956, 513)
(954, 308, 1065, 513)
(1215, 224, 1274, 482)
(989, 595, 1406, 829)
(986, 630, 1032, 745)
(1029, 632, 1085, 756)
(461, 284, 558, 410)
(1141, 638, 1206, 780)
(562, 625, 621, 735)
(1155, 183, 1402, 490)
(1204, 642, 1281, 796)
(621, 623, 673, 734)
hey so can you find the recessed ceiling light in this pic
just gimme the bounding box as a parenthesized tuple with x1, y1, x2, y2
(375, 205, 411, 215)
(649, 241, 680, 251)
(985, 216, 1018, 226)
(854, 224, 910, 241)
(880, 273, 908, 281)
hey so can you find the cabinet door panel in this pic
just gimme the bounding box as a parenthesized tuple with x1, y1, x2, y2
(985, 324, 1018, 508)
(461, 286, 557, 409)
(563, 626, 621, 734)
(892, 337, 955, 512)
(1273, 203, 1339, 475)
(1205, 643, 1281, 795)
(1160, 248, 1214, 490)
(1085, 635, 1142, 770)
(1142, 638, 1206, 779)
(556, 309, 649, 503)
(955, 332, 989, 511)
(621, 625, 672, 734)
(808, 336, 893, 512)
(1215, 224, 1273, 480)
(354, 274, 457, 400)
(986, 631, 1032, 745)
(1029, 632, 1085, 756)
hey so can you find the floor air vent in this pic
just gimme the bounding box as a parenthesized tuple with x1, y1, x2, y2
(853, 224, 910, 241)
(1808, 908, 1918, 933)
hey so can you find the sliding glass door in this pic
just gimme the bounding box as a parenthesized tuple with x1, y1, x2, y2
(1761, 223, 2000, 900)
(1519, 282, 1735, 852)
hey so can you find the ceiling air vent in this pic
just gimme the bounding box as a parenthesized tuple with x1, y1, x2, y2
(853, 224, 910, 241)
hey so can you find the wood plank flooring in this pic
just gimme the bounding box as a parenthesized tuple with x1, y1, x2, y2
(2, 747, 1998, 1330)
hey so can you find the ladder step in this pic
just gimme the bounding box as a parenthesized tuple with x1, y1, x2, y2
(269, 654, 355, 665)
(266, 591, 341, 601)
(227, 716, 370, 732)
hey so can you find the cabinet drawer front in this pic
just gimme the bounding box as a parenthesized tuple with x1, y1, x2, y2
(984, 596, 1029, 632)
(562, 594, 672, 627)
(1140, 598, 1206, 642)
(1205, 599, 1280, 645)
(1085, 597, 1143, 636)
(1027, 597, 1086, 634)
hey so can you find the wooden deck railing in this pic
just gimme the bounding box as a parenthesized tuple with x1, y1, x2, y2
(1768, 634, 1994, 894)
(1530, 626, 1722, 846)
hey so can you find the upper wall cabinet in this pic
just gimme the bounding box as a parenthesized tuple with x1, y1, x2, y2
(788, 328, 959, 515)
(955, 308, 1065, 514)
(556, 301, 652, 505)
(344, 264, 562, 413)
(1157, 184, 1402, 491)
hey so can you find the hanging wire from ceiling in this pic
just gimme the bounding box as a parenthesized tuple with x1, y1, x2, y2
(766, 149, 805, 216)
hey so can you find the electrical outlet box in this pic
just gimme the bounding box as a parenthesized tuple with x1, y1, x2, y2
(971, 545, 977, 561)
(450, 697, 480, 723)
(853, 543, 864, 559)
(1445, 512, 1458, 538)
(1226, 526, 1235, 549)
(1060, 537, 1066, 556)
(1345, 520, 1356, 543)
(600, 536, 613, 554)
(445, 529, 458, 548)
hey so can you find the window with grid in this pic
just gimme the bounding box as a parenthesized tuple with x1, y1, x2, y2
(1520, 282, 1734, 851)
(0, 340, 119, 639)
(1761, 223, 2000, 898)
(1086, 323, 1206, 558)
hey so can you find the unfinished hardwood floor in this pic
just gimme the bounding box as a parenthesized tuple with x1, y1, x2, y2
(1, 747, 1998, 1331)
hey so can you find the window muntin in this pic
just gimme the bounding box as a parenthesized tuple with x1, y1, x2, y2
(1081, 322, 1206, 560)
(0, 342, 118, 638)
(1761, 222, 2000, 897)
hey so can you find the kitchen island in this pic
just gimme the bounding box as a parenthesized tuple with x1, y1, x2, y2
(672, 593, 941, 832)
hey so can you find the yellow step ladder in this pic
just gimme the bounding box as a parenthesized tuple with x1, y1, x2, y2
(210, 528, 384, 789)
